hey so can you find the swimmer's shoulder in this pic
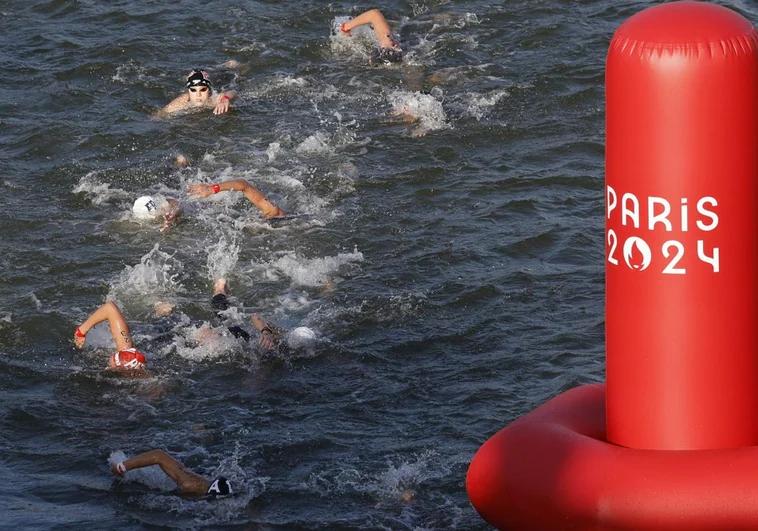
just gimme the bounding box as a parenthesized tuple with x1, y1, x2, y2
(159, 93, 191, 116)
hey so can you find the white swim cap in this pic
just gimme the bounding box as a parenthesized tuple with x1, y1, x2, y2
(133, 196, 159, 219)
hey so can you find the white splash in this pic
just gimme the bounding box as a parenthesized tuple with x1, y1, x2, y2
(250, 75, 309, 98)
(73, 172, 131, 205)
(205, 236, 240, 281)
(268, 249, 364, 287)
(107, 244, 185, 314)
(170, 323, 242, 362)
(266, 142, 281, 162)
(464, 89, 509, 120)
(275, 291, 316, 313)
(295, 132, 332, 154)
(389, 90, 450, 134)
(302, 449, 450, 501)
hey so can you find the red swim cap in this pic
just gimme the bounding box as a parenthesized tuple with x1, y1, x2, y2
(110, 348, 147, 370)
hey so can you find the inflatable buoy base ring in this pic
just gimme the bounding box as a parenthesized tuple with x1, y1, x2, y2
(467, 383, 758, 530)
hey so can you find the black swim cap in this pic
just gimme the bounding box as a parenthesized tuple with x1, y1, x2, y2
(369, 47, 404, 66)
(206, 477, 233, 497)
(186, 69, 212, 89)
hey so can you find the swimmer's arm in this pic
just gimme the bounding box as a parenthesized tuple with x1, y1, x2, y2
(343, 9, 396, 48)
(75, 301, 134, 351)
(236, 179, 285, 218)
(213, 90, 238, 115)
(186, 179, 285, 218)
(159, 199, 183, 232)
(159, 93, 191, 116)
(113, 449, 210, 495)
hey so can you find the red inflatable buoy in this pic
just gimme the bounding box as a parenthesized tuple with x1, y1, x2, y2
(468, 2, 758, 529)
(606, 0, 758, 451)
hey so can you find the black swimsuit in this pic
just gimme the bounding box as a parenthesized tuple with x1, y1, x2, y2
(211, 294, 252, 341)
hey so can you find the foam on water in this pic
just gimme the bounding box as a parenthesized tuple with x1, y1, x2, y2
(274, 291, 317, 314)
(265, 248, 364, 288)
(169, 323, 243, 362)
(428, 12, 482, 32)
(389, 89, 450, 134)
(462, 88, 509, 120)
(73, 172, 132, 206)
(247, 74, 310, 99)
(266, 142, 281, 162)
(205, 235, 240, 281)
(304, 449, 451, 500)
(111, 62, 165, 88)
(107, 244, 185, 317)
(295, 131, 331, 154)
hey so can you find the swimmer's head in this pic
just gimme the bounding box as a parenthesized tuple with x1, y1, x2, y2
(133, 196, 158, 219)
(186, 69, 212, 103)
(186, 69, 212, 89)
(133, 196, 168, 220)
(369, 47, 404, 66)
(109, 349, 147, 370)
(206, 477, 233, 497)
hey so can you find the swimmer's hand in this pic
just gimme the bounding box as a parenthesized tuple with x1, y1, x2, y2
(252, 313, 276, 350)
(340, 22, 351, 36)
(213, 98, 230, 115)
(74, 327, 86, 349)
(111, 462, 127, 476)
(259, 328, 274, 350)
(213, 91, 236, 115)
(159, 216, 173, 232)
(159, 200, 183, 232)
(187, 184, 214, 199)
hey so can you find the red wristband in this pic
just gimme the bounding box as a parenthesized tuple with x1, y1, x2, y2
(211, 184, 221, 194)
(75, 327, 86, 338)
(340, 23, 350, 34)
(220, 95, 229, 103)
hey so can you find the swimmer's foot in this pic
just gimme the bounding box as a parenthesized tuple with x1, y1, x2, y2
(390, 108, 418, 124)
(154, 301, 175, 317)
(214, 278, 228, 296)
(320, 279, 336, 293)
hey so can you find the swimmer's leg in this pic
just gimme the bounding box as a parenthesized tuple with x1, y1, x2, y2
(211, 278, 231, 314)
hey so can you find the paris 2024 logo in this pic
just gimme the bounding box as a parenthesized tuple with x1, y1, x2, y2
(606, 185, 719, 275)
